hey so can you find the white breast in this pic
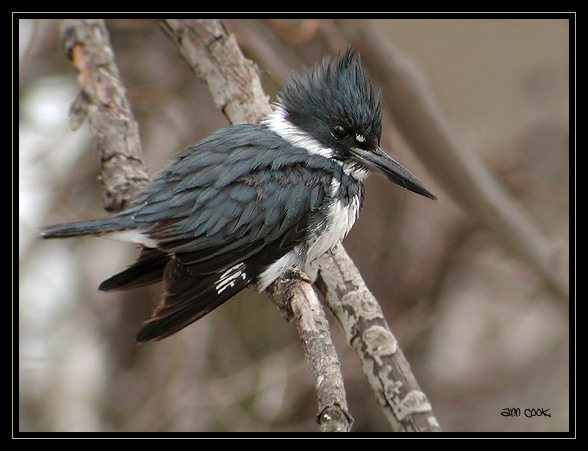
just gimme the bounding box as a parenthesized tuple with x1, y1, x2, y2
(307, 196, 361, 262)
(257, 196, 361, 292)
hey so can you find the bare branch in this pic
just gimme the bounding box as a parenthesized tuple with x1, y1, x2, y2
(59, 19, 149, 212)
(314, 244, 441, 432)
(158, 19, 271, 125)
(266, 270, 353, 432)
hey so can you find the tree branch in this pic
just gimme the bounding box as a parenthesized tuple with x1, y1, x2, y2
(59, 19, 149, 213)
(314, 244, 441, 432)
(158, 19, 271, 125)
(266, 270, 353, 432)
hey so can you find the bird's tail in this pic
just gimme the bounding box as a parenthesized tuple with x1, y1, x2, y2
(40, 217, 128, 240)
(135, 261, 251, 343)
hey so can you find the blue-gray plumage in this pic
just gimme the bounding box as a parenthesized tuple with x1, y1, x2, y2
(41, 47, 436, 342)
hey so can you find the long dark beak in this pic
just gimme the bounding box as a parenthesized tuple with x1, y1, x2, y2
(350, 147, 437, 200)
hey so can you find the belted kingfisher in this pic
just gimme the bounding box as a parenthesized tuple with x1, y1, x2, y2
(41, 47, 436, 342)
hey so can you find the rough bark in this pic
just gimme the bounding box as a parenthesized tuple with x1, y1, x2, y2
(60, 19, 149, 212)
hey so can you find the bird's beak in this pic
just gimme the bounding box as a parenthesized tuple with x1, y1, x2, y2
(351, 147, 437, 200)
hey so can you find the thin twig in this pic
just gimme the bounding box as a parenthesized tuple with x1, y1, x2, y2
(158, 18, 446, 432)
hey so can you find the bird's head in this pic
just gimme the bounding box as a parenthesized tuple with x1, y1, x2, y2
(266, 47, 437, 200)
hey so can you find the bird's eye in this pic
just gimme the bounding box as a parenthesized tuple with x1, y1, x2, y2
(332, 125, 349, 139)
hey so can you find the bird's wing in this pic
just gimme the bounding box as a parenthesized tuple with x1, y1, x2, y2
(109, 125, 336, 341)
(141, 130, 331, 271)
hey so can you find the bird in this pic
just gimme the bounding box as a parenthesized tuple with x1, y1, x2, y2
(41, 47, 437, 343)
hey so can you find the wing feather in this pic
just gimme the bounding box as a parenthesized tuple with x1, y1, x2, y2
(98, 124, 344, 340)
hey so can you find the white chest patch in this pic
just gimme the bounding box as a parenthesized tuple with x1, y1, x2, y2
(307, 197, 361, 262)
(257, 197, 361, 292)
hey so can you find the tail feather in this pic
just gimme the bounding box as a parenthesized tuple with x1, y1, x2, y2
(135, 277, 250, 343)
(98, 248, 170, 292)
(136, 262, 250, 343)
(40, 218, 128, 239)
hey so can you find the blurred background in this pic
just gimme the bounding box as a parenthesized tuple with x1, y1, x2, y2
(18, 18, 570, 433)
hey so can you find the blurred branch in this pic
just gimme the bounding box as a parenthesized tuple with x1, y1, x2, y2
(350, 23, 569, 302)
(158, 18, 441, 432)
(59, 19, 149, 212)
